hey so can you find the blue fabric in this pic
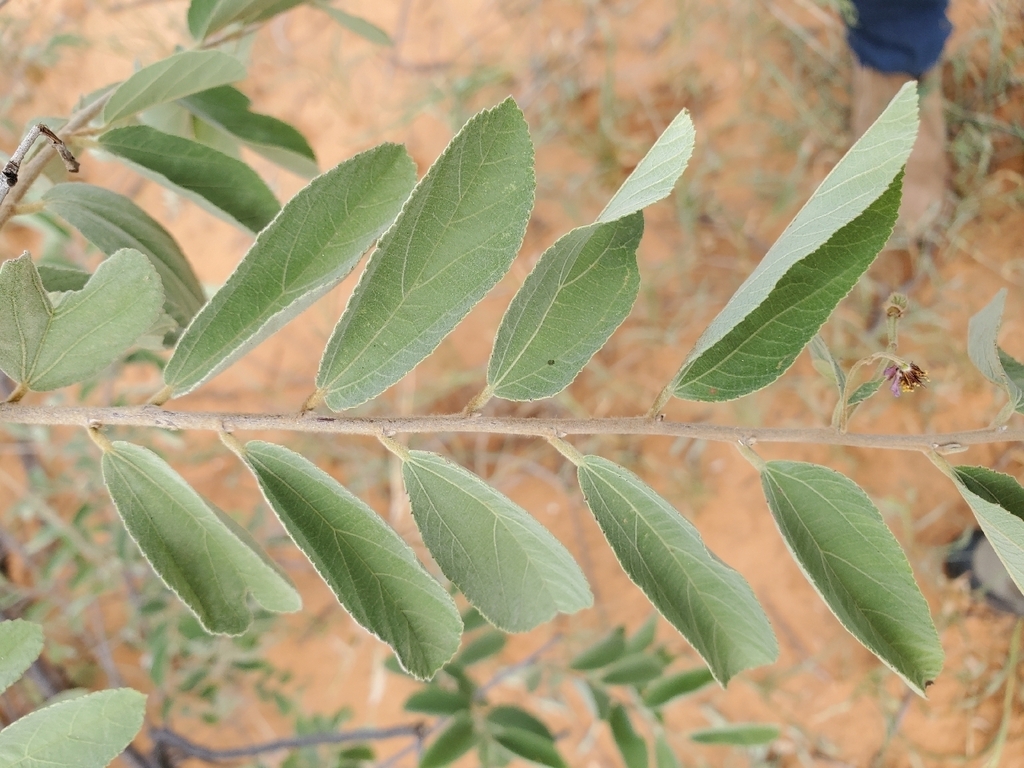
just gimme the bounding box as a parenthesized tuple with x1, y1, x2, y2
(847, 0, 951, 77)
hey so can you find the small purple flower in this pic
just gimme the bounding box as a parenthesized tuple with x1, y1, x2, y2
(884, 362, 927, 398)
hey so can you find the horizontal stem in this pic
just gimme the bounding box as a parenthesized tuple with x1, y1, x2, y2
(0, 404, 1017, 452)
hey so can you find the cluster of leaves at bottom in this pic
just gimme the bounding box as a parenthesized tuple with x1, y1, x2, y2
(392, 611, 778, 768)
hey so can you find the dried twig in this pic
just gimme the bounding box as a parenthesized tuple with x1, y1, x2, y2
(0, 124, 79, 206)
(0, 93, 108, 231)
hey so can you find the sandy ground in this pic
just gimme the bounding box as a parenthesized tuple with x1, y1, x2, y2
(2, 0, 1024, 766)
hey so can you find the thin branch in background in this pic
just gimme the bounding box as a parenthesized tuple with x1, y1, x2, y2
(151, 636, 561, 768)
(150, 724, 425, 763)
(121, 745, 158, 768)
(88, 602, 124, 688)
(377, 635, 562, 768)
(475, 633, 561, 700)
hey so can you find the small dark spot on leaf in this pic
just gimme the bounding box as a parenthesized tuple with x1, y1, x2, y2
(547, 359, 555, 365)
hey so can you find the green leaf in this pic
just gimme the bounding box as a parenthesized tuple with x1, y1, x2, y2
(98, 126, 280, 233)
(419, 713, 477, 768)
(581, 680, 611, 720)
(576, 455, 777, 684)
(570, 627, 626, 671)
(188, 0, 303, 39)
(968, 289, 1023, 417)
(404, 687, 471, 716)
(403, 450, 591, 632)
(487, 213, 643, 401)
(669, 82, 918, 402)
(608, 704, 647, 768)
(486, 706, 553, 740)
(689, 723, 779, 746)
(672, 171, 902, 401)
(0, 689, 146, 768)
(139, 101, 196, 138)
(642, 667, 714, 707)
(808, 334, 845, 391)
(951, 466, 1024, 597)
(179, 85, 318, 178)
(624, 615, 658, 654)
(103, 51, 246, 124)
(102, 441, 301, 635)
(0, 253, 49, 385)
(1000, 348, 1024, 398)
(461, 606, 488, 632)
(383, 656, 410, 677)
(600, 653, 664, 686)
(598, 108, 694, 223)
(441, 662, 477, 697)
(242, 441, 461, 679)
(455, 630, 506, 666)
(338, 745, 374, 767)
(315, 97, 535, 411)
(760, 461, 943, 695)
(191, 115, 241, 157)
(163, 145, 415, 397)
(654, 734, 680, 768)
(43, 183, 205, 328)
(848, 377, 883, 407)
(492, 728, 566, 768)
(315, 4, 392, 45)
(0, 620, 44, 695)
(35, 262, 89, 293)
(0, 250, 163, 391)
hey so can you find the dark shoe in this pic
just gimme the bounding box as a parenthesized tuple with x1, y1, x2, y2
(945, 529, 1024, 616)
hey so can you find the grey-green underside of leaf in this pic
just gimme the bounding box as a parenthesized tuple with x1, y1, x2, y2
(102, 441, 300, 635)
(0, 620, 44, 695)
(760, 461, 942, 695)
(402, 450, 592, 632)
(576, 455, 778, 684)
(243, 441, 462, 679)
(103, 50, 247, 124)
(0, 689, 147, 768)
(968, 289, 1023, 414)
(315, 97, 535, 411)
(98, 125, 280, 233)
(672, 171, 902, 401)
(42, 182, 204, 328)
(315, 5, 392, 45)
(0, 250, 164, 391)
(163, 143, 416, 396)
(598, 108, 695, 223)
(488, 212, 643, 401)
